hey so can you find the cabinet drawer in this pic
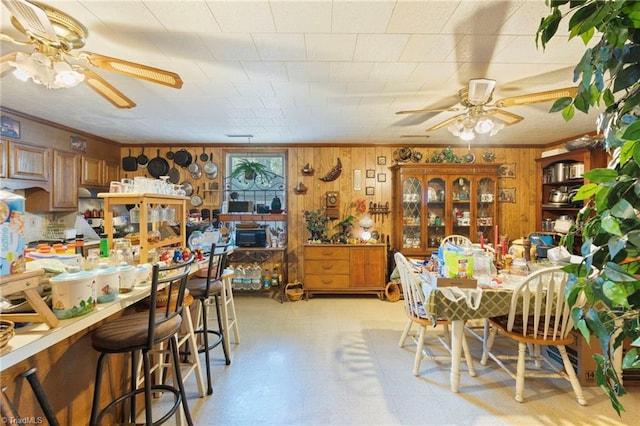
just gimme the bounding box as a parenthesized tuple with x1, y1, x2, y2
(304, 246, 350, 260)
(304, 274, 349, 289)
(305, 260, 350, 275)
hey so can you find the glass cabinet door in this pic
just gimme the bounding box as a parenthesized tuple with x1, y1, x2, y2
(401, 177, 422, 250)
(452, 176, 471, 240)
(476, 177, 496, 244)
(426, 177, 445, 248)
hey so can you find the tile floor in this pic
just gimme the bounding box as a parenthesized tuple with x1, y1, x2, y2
(158, 295, 639, 425)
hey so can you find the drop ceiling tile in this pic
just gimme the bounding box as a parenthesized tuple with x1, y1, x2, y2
(270, 1, 331, 33)
(252, 33, 306, 61)
(331, 1, 395, 33)
(353, 34, 409, 62)
(144, 1, 222, 33)
(305, 34, 357, 61)
(206, 1, 275, 33)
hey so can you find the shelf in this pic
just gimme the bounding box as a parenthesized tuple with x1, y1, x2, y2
(219, 213, 287, 221)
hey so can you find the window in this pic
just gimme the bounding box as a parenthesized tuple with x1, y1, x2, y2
(225, 152, 286, 211)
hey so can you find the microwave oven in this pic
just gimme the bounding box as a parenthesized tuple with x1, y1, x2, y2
(235, 228, 267, 247)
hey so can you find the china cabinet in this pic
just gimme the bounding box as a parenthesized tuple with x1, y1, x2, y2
(391, 163, 500, 257)
(535, 147, 607, 232)
(100, 193, 187, 263)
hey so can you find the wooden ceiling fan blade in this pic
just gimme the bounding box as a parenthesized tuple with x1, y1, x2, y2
(2, 0, 60, 45)
(427, 114, 467, 132)
(494, 87, 578, 107)
(0, 52, 18, 78)
(486, 109, 524, 125)
(396, 106, 460, 115)
(82, 68, 136, 109)
(80, 52, 183, 89)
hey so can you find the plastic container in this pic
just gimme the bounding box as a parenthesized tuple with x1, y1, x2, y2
(94, 264, 118, 303)
(50, 268, 96, 319)
(117, 263, 136, 293)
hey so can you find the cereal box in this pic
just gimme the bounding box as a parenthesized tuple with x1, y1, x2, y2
(0, 190, 26, 276)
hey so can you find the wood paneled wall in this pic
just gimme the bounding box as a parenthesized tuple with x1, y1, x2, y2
(120, 144, 543, 283)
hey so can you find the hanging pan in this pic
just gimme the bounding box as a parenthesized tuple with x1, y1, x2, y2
(136, 147, 148, 167)
(204, 153, 218, 179)
(188, 155, 201, 179)
(166, 146, 175, 160)
(122, 149, 138, 172)
(173, 148, 192, 168)
(168, 159, 180, 184)
(200, 147, 208, 162)
(181, 180, 194, 197)
(148, 149, 169, 178)
(190, 185, 203, 207)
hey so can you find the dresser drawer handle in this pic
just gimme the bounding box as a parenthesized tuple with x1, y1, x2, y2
(321, 265, 333, 270)
(321, 251, 334, 256)
(321, 279, 333, 284)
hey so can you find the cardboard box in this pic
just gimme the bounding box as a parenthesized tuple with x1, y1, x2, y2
(436, 277, 477, 288)
(545, 331, 640, 387)
(0, 190, 26, 276)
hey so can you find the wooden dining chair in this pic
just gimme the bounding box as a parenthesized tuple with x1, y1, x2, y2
(441, 234, 472, 247)
(480, 266, 586, 405)
(394, 252, 475, 377)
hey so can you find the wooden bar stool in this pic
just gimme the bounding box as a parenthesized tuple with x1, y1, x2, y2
(89, 257, 195, 426)
(186, 243, 230, 396)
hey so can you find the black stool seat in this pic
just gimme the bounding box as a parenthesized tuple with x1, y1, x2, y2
(90, 257, 195, 426)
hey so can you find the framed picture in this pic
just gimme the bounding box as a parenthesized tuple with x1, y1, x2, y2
(70, 136, 87, 153)
(498, 188, 516, 203)
(377, 156, 387, 165)
(498, 163, 516, 178)
(366, 169, 375, 178)
(366, 186, 375, 196)
(377, 173, 386, 182)
(1, 116, 20, 139)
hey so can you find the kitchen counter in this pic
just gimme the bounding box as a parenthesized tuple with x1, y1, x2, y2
(0, 281, 152, 371)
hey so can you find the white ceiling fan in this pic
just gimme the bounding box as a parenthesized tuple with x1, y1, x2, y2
(396, 78, 577, 136)
(0, 0, 183, 108)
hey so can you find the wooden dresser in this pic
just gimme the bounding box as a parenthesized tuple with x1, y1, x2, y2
(303, 244, 386, 298)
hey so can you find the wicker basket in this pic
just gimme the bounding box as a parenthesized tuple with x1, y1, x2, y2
(285, 282, 304, 302)
(0, 320, 15, 349)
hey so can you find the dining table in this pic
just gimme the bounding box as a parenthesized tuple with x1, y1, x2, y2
(421, 280, 516, 393)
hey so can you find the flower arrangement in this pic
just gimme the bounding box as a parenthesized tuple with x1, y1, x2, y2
(426, 146, 463, 163)
(352, 198, 367, 215)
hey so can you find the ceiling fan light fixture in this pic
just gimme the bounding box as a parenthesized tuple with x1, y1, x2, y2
(474, 116, 495, 134)
(460, 128, 475, 141)
(9, 51, 84, 89)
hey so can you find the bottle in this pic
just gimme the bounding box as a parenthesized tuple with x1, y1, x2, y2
(271, 266, 279, 287)
(263, 268, 271, 289)
(99, 233, 109, 258)
(75, 234, 85, 256)
(271, 195, 282, 211)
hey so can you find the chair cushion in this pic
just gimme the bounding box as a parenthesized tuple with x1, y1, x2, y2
(186, 278, 223, 299)
(92, 311, 182, 352)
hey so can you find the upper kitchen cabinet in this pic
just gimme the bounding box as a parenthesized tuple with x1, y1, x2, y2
(0, 141, 50, 191)
(391, 163, 500, 257)
(25, 149, 78, 211)
(81, 156, 120, 188)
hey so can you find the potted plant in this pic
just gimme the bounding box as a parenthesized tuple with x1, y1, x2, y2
(303, 209, 330, 242)
(537, 1, 640, 414)
(230, 159, 271, 181)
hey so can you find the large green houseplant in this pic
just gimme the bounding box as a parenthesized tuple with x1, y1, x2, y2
(230, 159, 271, 182)
(537, 0, 640, 414)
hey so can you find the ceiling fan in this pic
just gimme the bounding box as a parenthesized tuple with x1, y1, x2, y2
(396, 78, 577, 134)
(0, 0, 183, 108)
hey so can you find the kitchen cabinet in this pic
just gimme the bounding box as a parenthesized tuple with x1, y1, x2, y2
(81, 156, 120, 187)
(1, 141, 50, 191)
(25, 149, 78, 211)
(391, 163, 500, 257)
(303, 244, 386, 298)
(100, 193, 187, 263)
(535, 147, 607, 232)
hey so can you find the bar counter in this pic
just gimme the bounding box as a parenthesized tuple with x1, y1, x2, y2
(1, 281, 154, 371)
